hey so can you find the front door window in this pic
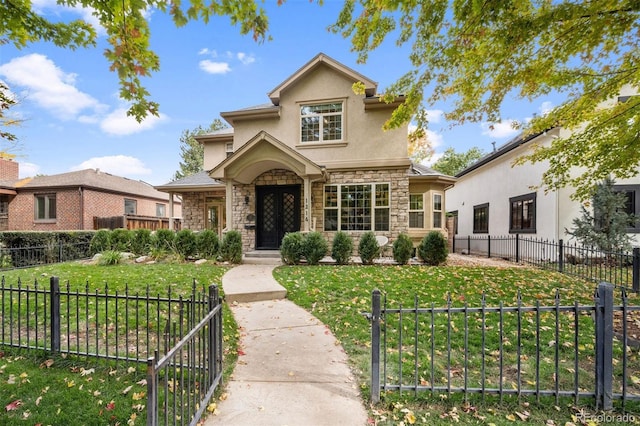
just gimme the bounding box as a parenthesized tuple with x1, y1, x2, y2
(256, 185, 300, 249)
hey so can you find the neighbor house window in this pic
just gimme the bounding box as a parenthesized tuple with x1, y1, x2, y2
(300, 102, 343, 143)
(124, 199, 137, 215)
(433, 193, 443, 228)
(225, 142, 234, 158)
(409, 194, 424, 228)
(510, 193, 536, 233)
(324, 183, 389, 231)
(596, 184, 640, 232)
(35, 194, 56, 220)
(156, 203, 166, 217)
(0, 195, 8, 215)
(473, 203, 489, 233)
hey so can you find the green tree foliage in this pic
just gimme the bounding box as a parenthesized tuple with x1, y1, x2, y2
(173, 119, 227, 180)
(196, 229, 220, 259)
(417, 231, 448, 266)
(392, 233, 414, 265)
(302, 231, 328, 266)
(0, 82, 23, 146)
(358, 231, 380, 265)
(567, 177, 638, 253)
(220, 230, 243, 264)
(431, 147, 485, 177)
(280, 232, 304, 265)
(331, 231, 353, 265)
(332, 1, 640, 200)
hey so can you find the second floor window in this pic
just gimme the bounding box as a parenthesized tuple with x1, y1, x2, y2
(124, 199, 137, 215)
(300, 102, 343, 143)
(225, 142, 234, 158)
(35, 194, 56, 220)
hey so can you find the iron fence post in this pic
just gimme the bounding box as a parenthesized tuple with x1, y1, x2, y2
(467, 236, 471, 255)
(487, 235, 491, 258)
(633, 247, 639, 293)
(208, 284, 218, 383)
(558, 239, 564, 273)
(146, 356, 158, 426)
(595, 282, 614, 411)
(371, 289, 381, 403)
(515, 234, 520, 263)
(50, 276, 60, 353)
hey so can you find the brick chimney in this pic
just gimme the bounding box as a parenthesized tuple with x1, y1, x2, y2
(0, 158, 19, 180)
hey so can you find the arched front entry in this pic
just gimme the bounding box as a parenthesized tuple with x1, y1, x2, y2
(256, 184, 300, 249)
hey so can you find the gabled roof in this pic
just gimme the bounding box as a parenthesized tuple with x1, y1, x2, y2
(267, 53, 377, 105)
(19, 169, 176, 202)
(155, 171, 224, 192)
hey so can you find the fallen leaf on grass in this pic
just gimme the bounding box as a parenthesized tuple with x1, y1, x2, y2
(35, 396, 42, 406)
(132, 392, 145, 401)
(80, 368, 95, 376)
(136, 379, 147, 386)
(122, 385, 133, 395)
(106, 400, 115, 411)
(5, 399, 22, 411)
(40, 359, 54, 369)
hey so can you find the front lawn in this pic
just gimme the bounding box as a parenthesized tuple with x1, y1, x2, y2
(0, 261, 235, 426)
(274, 264, 640, 425)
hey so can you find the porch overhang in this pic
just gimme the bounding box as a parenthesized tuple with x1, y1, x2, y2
(209, 131, 325, 184)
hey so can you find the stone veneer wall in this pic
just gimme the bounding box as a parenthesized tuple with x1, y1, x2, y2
(311, 168, 409, 253)
(181, 191, 225, 231)
(234, 169, 304, 252)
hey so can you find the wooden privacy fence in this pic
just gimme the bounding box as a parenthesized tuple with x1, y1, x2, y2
(93, 215, 182, 231)
(366, 283, 640, 411)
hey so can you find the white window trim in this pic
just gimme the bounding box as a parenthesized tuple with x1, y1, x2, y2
(323, 183, 390, 231)
(298, 99, 346, 145)
(432, 192, 443, 229)
(409, 193, 425, 229)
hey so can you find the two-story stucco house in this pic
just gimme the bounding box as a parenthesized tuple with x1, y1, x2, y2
(157, 53, 455, 253)
(446, 91, 640, 246)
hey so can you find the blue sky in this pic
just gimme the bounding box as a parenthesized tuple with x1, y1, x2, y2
(0, 0, 562, 185)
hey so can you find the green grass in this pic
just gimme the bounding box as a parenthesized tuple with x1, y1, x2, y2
(273, 264, 640, 425)
(0, 260, 237, 425)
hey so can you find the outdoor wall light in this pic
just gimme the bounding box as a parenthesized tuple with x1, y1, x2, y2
(244, 195, 250, 205)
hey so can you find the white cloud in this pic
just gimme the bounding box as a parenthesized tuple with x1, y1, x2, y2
(480, 119, 519, 139)
(18, 162, 40, 178)
(237, 52, 255, 65)
(198, 48, 217, 56)
(425, 109, 444, 124)
(539, 101, 554, 115)
(99, 107, 167, 136)
(426, 129, 444, 149)
(71, 155, 152, 176)
(31, 0, 104, 35)
(0, 54, 104, 120)
(199, 60, 231, 74)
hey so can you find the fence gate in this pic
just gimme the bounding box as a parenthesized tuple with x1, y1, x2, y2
(146, 285, 224, 426)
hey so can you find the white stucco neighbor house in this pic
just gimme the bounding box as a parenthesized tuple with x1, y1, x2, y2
(156, 53, 456, 253)
(445, 92, 640, 247)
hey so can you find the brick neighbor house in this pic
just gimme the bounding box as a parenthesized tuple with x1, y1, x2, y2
(0, 158, 181, 231)
(156, 53, 455, 253)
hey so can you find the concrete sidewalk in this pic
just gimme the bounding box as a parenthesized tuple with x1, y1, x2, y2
(205, 264, 368, 426)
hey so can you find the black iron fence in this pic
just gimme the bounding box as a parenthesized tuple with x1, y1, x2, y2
(0, 240, 92, 270)
(367, 283, 640, 411)
(453, 235, 640, 291)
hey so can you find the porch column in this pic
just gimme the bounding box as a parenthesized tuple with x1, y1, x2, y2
(304, 177, 311, 232)
(225, 180, 233, 231)
(168, 191, 175, 230)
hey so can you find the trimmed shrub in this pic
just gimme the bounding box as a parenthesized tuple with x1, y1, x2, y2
(220, 230, 243, 264)
(331, 231, 353, 265)
(392, 233, 414, 265)
(153, 229, 175, 251)
(130, 228, 152, 256)
(175, 229, 198, 259)
(110, 228, 131, 252)
(280, 232, 304, 265)
(417, 231, 448, 266)
(302, 231, 328, 266)
(90, 229, 111, 255)
(358, 231, 379, 265)
(197, 229, 220, 259)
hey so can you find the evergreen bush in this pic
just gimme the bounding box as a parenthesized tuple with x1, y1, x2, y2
(393, 233, 414, 265)
(302, 231, 328, 265)
(358, 231, 379, 265)
(153, 229, 175, 251)
(417, 231, 448, 265)
(220, 230, 243, 264)
(90, 229, 111, 255)
(175, 229, 198, 259)
(130, 228, 152, 256)
(110, 228, 131, 252)
(331, 231, 353, 265)
(280, 232, 304, 265)
(197, 229, 220, 259)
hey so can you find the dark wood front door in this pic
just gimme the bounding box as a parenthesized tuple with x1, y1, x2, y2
(256, 185, 301, 249)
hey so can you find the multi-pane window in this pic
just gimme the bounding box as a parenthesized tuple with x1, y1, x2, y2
(156, 203, 166, 217)
(473, 203, 489, 234)
(510, 193, 536, 233)
(124, 199, 137, 215)
(324, 183, 389, 231)
(35, 194, 56, 220)
(300, 102, 343, 142)
(225, 142, 234, 158)
(409, 194, 424, 228)
(433, 193, 443, 228)
(595, 184, 640, 232)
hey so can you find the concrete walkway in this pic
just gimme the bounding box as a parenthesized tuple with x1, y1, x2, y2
(205, 261, 368, 426)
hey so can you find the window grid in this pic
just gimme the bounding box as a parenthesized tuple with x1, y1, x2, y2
(324, 183, 389, 231)
(35, 194, 56, 220)
(509, 193, 536, 233)
(301, 102, 343, 143)
(433, 193, 443, 228)
(409, 194, 424, 228)
(473, 203, 489, 234)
